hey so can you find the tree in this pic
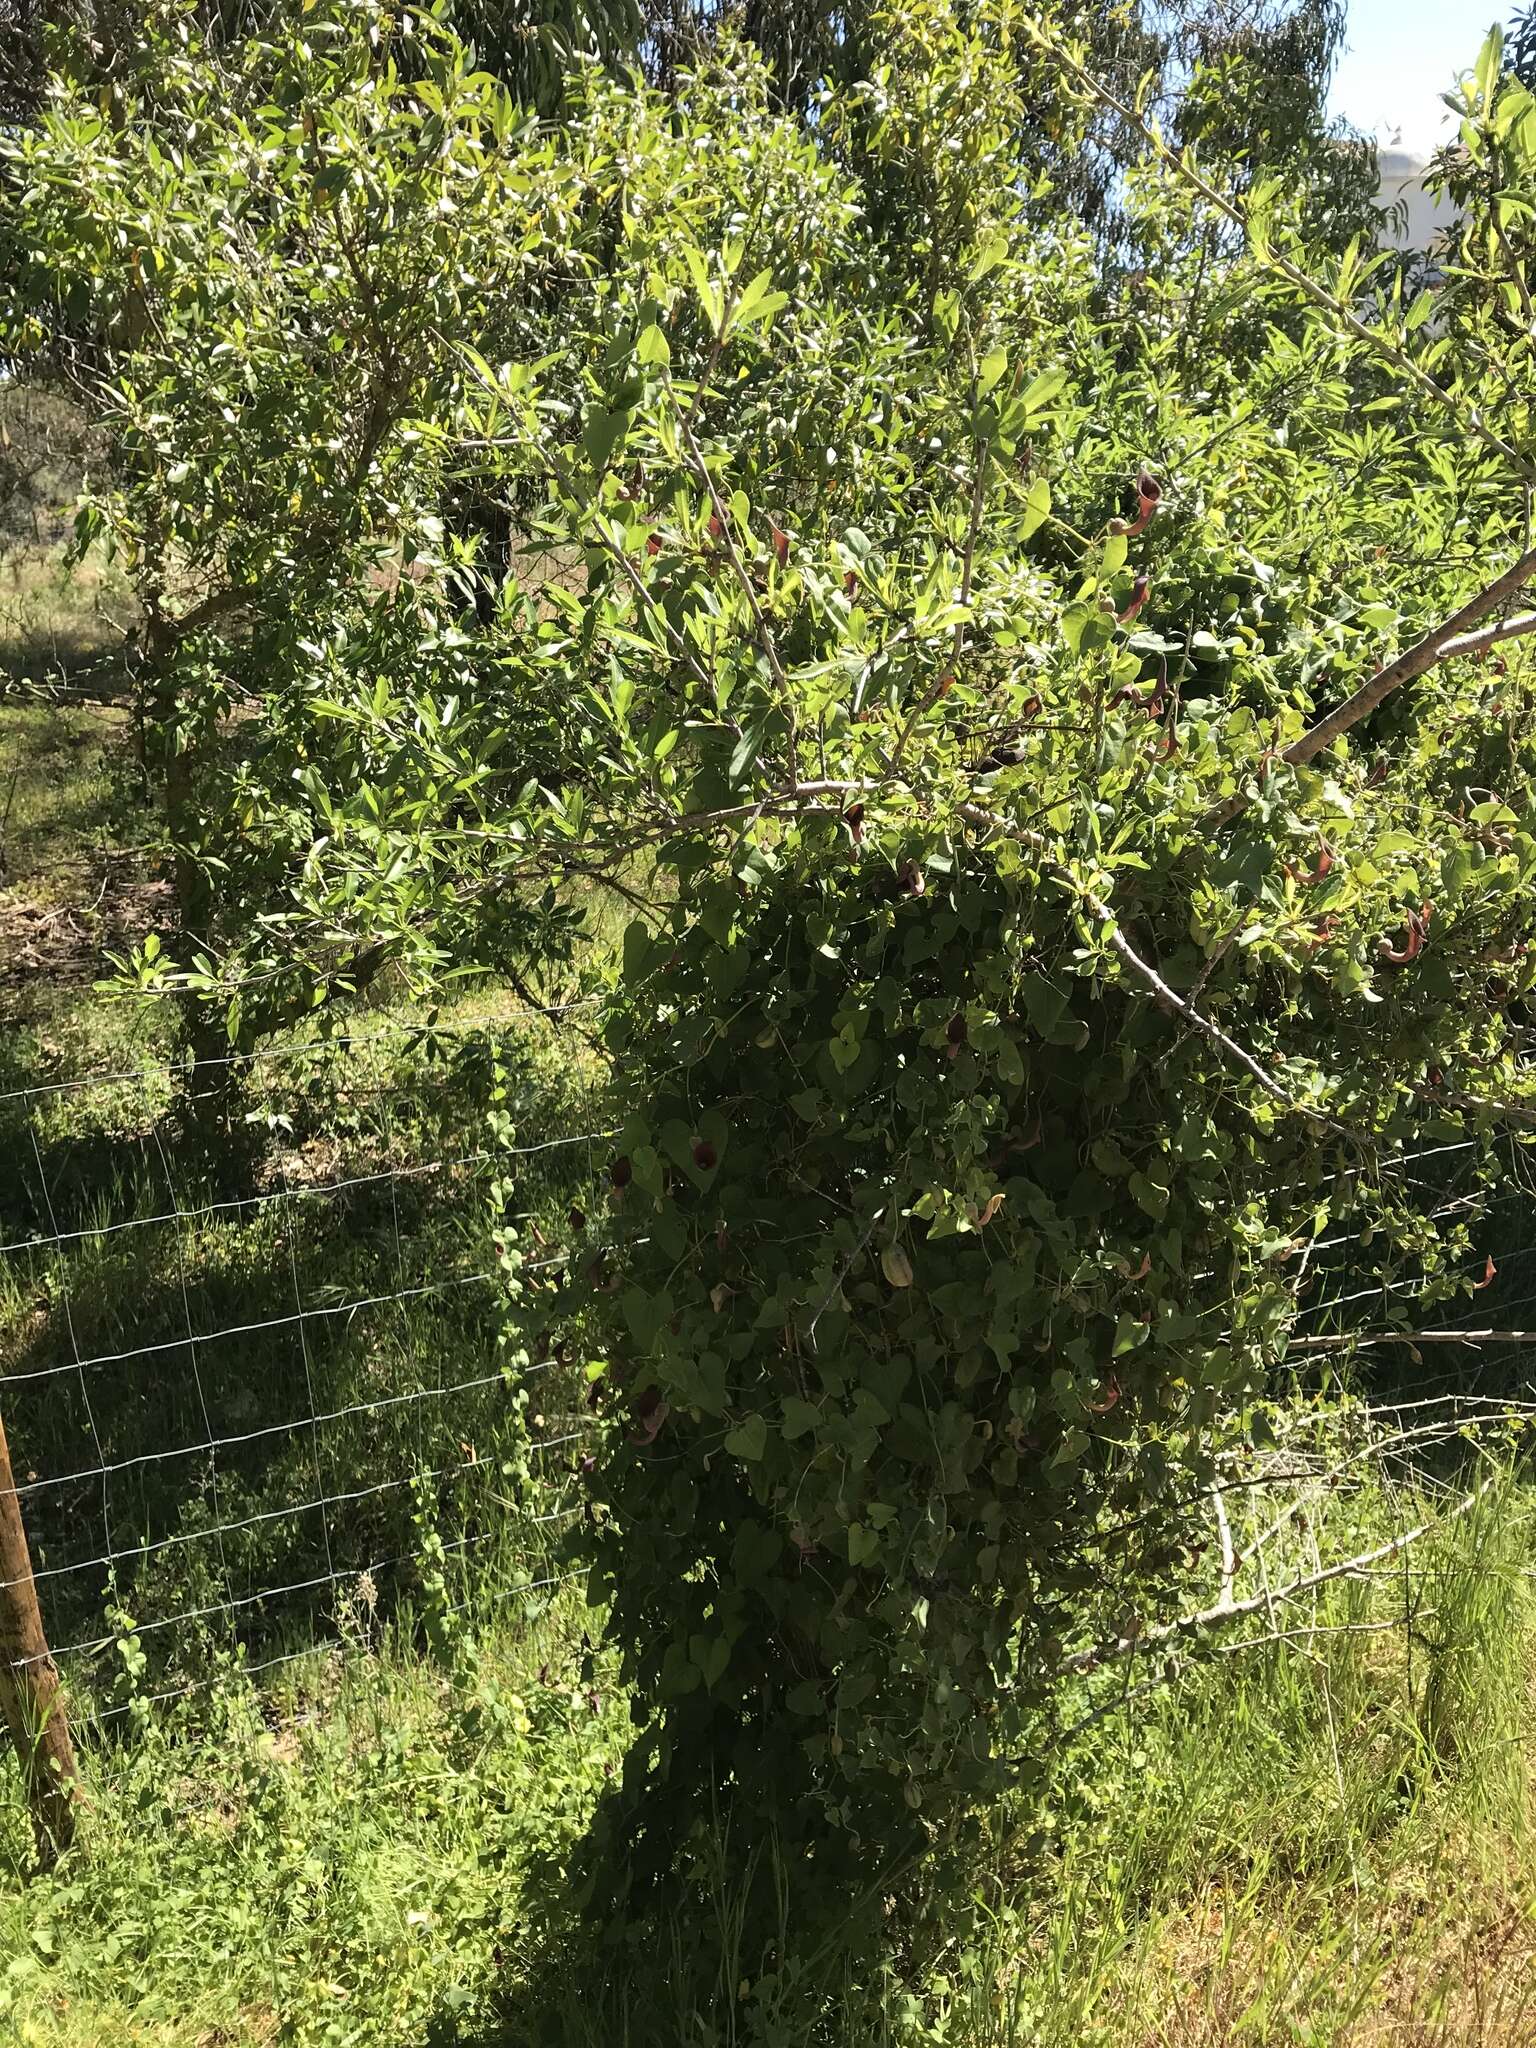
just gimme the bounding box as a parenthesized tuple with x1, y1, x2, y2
(643, 0, 1377, 260)
(478, 6, 1536, 1987)
(2, 0, 607, 1073)
(13, 2, 1536, 2004)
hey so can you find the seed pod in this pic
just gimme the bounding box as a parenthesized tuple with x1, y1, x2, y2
(692, 1139, 718, 1171)
(881, 1244, 914, 1289)
(609, 1156, 632, 1190)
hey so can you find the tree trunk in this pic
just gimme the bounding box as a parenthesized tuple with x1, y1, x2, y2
(0, 1409, 79, 1867)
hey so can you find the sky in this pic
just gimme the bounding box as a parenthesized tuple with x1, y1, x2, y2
(1326, 0, 1502, 158)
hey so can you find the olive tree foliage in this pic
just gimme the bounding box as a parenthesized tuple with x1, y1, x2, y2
(1428, 25, 1536, 307)
(1513, 2, 1536, 88)
(650, 0, 1377, 259)
(2, 3, 620, 1048)
(0, 0, 637, 121)
(0, 0, 918, 1053)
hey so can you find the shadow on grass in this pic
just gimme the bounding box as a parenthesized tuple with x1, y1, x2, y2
(426, 1763, 941, 2048)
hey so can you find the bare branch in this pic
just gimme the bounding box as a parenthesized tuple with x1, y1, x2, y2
(1205, 551, 1536, 828)
(1212, 1485, 1239, 1609)
(1417, 1085, 1536, 1129)
(1094, 904, 1324, 1115)
(1065, 1481, 1491, 1678)
(1291, 1327, 1536, 1351)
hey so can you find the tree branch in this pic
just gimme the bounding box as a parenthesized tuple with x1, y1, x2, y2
(1094, 904, 1323, 1115)
(958, 802, 1327, 1121)
(1063, 1481, 1490, 1678)
(1291, 1327, 1536, 1351)
(889, 428, 988, 773)
(1205, 555, 1536, 829)
(673, 406, 800, 787)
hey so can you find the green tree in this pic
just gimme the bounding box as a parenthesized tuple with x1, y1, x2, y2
(12, 4, 1536, 2000)
(2, 0, 604, 1074)
(468, 7, 1536, 1987)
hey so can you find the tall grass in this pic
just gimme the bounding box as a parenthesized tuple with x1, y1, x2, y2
(495, 1462, 1536, 2048)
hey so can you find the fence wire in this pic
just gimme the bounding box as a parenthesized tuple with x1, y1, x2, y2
(0, 1010, 606, 1719)
(3, 1012, 1536, 1733)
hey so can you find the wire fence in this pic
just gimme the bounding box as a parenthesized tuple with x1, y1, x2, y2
(4, 1012, 1536, 1744)
(0, 1009, 607, 1725)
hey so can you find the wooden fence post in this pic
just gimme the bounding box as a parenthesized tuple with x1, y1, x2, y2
(0, 1408, 78, 1864)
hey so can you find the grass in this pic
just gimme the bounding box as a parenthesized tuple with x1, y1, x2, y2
(0, 542, 136, 693)
(1020, 1479, 1536, 2048)
(0, 1584, 628, 2047)
(4, 533, 1536, 2044)
(0, 1459, 1534, 2046)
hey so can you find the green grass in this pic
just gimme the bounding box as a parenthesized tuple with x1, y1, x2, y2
(0, 665, 159, 1082)
(1, 1456, 1534, 2046)
(0, 481, 137, 693)
(0, 1584, 627, 2047)
(0, 1013, 604, 1691)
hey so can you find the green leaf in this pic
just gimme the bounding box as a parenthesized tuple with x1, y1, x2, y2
(1129, 1171, 1169, 1220)
(1019, 476, 1051, 540)
(581, 402, 628, 470)
(978, 347, 1008, 396)
(622, 1286, 672, 1349)
(1061, 602, 1114, 656)
(683, 245, 724, 336)
(1113, 1313, 1150, 1356)
(622, 918, 652, 983)
(725, 1414, 768, 1461)
(1475, 25, 1504, 108)
(735, 267, 790, 330)
(733, 1519, 783, 1582)
(967, 233, 1009, 283)
(690, 1633, 730, 1688)
(1019, 973, 1088, 1049)
(1018, 366, 1069, 418)
(781, 1397, 821, 1440)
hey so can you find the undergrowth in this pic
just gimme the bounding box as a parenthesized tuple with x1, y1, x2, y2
(0, 1462, 1529, 2045)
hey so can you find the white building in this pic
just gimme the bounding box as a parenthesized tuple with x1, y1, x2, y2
(1375, 148, 1456, 255)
